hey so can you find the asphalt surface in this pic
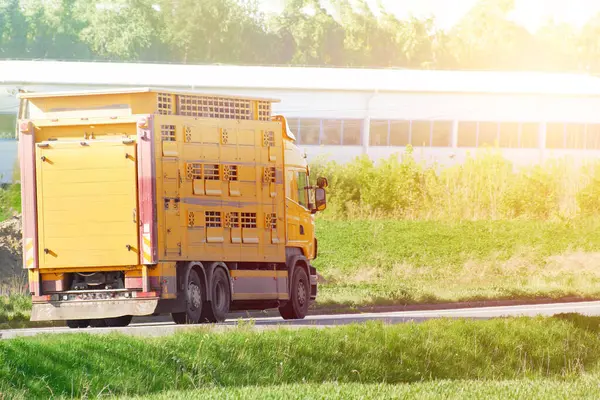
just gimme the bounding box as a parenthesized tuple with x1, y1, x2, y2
(2, 300, 600, 340)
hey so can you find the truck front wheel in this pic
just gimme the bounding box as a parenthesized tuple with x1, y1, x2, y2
(172, 269, 203, 324)
(279, 267, 309, 320)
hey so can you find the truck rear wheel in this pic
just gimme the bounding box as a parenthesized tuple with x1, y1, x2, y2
(279, 267, 309, 320)
(105, 315, 133, 327)
(90, 319, 107, 328)
(201, 268, 231, 323)
(66, 319, 89, 329)
(172, 269, 203, 324)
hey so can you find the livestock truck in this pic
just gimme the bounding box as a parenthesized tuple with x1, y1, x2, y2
(17, 88, 327, 328)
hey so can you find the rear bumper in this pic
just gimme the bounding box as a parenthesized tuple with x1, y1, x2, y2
(30, 298, 159, 321)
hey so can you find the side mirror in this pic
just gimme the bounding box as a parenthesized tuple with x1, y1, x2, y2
(317, 177, 328, 188)
(314, 188, 327, 212)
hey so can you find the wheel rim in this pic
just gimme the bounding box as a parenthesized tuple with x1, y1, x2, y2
(297, 280, 307, 306)
(188, 281, 202, 310)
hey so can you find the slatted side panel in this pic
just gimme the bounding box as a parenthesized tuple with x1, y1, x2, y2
(156, 93, 274, 122)
(176, 95, 253, 120)
(154, 115, 285, 264)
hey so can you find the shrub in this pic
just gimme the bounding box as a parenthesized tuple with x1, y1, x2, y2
(312, 150, 594, 220)
(578, 163, 600, 216)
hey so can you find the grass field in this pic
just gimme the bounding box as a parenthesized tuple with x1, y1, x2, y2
(0, 295, 32, 329)
(132, 379, 600, 399)
(1, 315, 600, 399)
(1, 218, 600, 328)
(0, 295, 60, 329)
(314, 219, 600, 306)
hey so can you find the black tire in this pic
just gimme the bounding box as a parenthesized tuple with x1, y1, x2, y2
(172, 269, 203, 324)
(105, 315, 133, 327)
(279, 267, 309, 320)
(78, 319, 90, 328)
(89, 319, 107, 328)
(66, 319, 90, 329)
(66, 320, 79, 329)
(201, 268, 231, 323)
(172, 312, 187, 324)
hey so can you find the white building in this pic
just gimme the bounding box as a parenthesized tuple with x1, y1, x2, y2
(2, 60, 600, 175)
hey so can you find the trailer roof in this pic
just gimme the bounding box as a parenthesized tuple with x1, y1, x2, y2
(17, 87, 281, 103)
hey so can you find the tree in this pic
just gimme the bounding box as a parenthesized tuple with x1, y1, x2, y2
(535, 20, 580, 72)
(20, 0, 91, 60)
(1, 0, 600, 74)
(159, 0, 273, 64)
(0, 0, 29, 58)
(448, 0, 535, 70)
(334, 0, 382, 66)
(76, 0, 162, 60)
(273, 0, 345, 66)
(382, 14, 442, 68)
(579, 13, 600, 73)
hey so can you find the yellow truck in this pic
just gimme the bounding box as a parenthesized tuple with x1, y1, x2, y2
(17, 88, 327, 328)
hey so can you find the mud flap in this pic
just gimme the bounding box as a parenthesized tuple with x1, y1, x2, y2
(30, 299, 159, 321)
(310, 273, 318, 300)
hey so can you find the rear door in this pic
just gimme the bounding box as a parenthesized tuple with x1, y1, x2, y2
(36, 140, 139, 268)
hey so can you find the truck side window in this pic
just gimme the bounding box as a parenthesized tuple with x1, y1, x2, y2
(297, 171, 308, 209)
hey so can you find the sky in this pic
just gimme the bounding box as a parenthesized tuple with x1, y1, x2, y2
(259, 0, 600, 32)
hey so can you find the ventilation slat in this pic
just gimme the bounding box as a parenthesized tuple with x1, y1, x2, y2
(157, 93, 273, 121)
(176, 94, 253, 120)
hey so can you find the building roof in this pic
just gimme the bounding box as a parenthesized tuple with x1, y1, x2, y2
(2, 60, 600, 96)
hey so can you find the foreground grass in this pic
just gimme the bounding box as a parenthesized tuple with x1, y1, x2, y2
(2, 315, 600, 398)
(133, 378, 600, 400)
(314, 219, 600, 306)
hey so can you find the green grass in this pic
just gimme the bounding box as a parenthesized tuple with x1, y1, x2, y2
(3, 219, 600, 325)
(0, 183, 20, 221)
(314, 219, 600, 307)
(128, 379, 600, 399)
(9, 380, 600, 399)
(0, 295, 31, 329)
(2, 315, 600, 398)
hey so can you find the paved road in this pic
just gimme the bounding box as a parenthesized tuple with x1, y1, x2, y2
(2, 300, 600, 340)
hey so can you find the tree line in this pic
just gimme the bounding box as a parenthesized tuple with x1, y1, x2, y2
(1, 0, 599, 72)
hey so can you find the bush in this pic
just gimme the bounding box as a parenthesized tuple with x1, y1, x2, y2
(312, 150, 596, 220)
(312, 147, 429, 218)
(578, 164, 600, 216)
(501, 164, 558, 219)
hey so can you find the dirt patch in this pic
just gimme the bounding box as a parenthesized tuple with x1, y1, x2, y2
(323, 250, 600, 287)
(545, 252, 600, 276)
(0, 215, 24, 285)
